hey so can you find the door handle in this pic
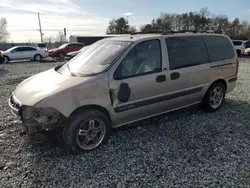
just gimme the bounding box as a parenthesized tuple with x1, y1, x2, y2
(156, 75, 166, 83)
(171, 72, 180, 80)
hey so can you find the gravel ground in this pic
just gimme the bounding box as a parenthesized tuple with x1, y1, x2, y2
(1, 59, 250, 187)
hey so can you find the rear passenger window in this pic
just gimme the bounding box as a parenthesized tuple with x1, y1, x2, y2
(203, 36, 235, 62)
(165, 36, 209, 70)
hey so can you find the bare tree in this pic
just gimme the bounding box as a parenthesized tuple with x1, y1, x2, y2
(128, 25, 137, 33)
(0, 18, 9, 42)
(56, 31, 67, 44)
(43, 36, 56, 43)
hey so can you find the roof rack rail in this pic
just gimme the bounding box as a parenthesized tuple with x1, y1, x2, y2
(130, 29, 222, 36)
(131, 30, 164, 35)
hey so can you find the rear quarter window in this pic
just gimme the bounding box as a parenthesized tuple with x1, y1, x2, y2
(203, 36, 235, 62)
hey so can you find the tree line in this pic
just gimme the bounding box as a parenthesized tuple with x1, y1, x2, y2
(106, 8, 250, 40)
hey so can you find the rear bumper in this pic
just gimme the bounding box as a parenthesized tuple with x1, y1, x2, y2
(226, 76, 237, 94)
(42, 52, 49, 58)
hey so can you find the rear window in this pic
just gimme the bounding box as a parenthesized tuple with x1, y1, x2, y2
(203, 36, 235, 62)
(165, 36, 209, 70)
(233, 41, 243, 46)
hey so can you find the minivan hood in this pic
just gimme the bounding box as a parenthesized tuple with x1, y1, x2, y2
(13, 68, 86, 106)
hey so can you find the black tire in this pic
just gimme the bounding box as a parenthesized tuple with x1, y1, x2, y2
(64, 110, 111, 153)
(58, 53, 65, 62)
(3, 56, 10, 64)
(202, 82, 226, 112)
(0, 56, 4, 64)
(34, 54, 42, 61)
(236, 50, 241, 57)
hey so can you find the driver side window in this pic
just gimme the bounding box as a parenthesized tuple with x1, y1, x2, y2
(117, 39, 162, 79)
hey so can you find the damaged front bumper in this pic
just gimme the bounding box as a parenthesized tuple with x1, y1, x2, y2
(8, 94, 67, 135)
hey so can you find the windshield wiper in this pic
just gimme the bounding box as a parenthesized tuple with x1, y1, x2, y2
(67, 64, 76, 77)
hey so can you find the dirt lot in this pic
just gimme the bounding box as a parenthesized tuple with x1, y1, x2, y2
(1, 59, 250, 187)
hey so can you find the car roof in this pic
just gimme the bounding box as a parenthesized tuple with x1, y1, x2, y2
(65, 42, 83, 45)
(13, 46, 37, 48)
(105, 33, 229, 42)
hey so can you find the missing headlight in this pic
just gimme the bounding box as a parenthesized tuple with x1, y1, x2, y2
(22, 106, 60, 124)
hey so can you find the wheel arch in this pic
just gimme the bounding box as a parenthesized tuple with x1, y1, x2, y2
(206, 79, 227, 94)
(34, 54, 42, 58)
(69, 104, 111, 124)
(3, 55, 10, 60)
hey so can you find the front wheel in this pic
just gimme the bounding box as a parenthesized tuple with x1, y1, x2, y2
(58, 53, 65, 62)
(202, 82, 226, 112)
(64, 110, 111, 153)
(3, 56, 10, 64)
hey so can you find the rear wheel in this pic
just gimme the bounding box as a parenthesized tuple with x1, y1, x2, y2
(34, 54, 42, 61)
(58, 53, 65, 62)
(64, 110, 111, 153)
(202, 82, 226, 112)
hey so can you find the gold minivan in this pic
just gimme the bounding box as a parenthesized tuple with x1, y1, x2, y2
(9, 32, 238, 153)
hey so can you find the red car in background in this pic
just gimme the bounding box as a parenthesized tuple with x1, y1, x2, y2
(0, 50, 4, 64)
(48, 42, 84, 60)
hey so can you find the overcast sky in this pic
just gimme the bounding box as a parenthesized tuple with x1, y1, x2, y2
(1, 0, 250, 42)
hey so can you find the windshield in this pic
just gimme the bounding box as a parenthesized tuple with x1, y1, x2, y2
(5, 47, 17, 52)
(57, 40, 132, 76)
(58, 44, 68, 49)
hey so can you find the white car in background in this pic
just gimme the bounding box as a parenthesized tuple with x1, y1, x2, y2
(232, 40, 250, 56)
(2, 46, 49, 63)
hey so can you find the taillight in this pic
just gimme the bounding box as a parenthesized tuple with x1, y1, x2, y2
(236, 59, 239, 76)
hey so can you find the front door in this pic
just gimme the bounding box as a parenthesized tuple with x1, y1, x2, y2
(109, 39, 169, 126)
(9, 47, 24, 60)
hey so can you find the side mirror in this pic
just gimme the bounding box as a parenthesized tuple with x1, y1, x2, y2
(11, 50, 15, 53)
(118, 83, 131, 102)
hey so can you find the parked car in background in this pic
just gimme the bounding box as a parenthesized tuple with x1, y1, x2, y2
(48, 42, 84, 60)
(2, 46, 48, 63)
(232, 40, 250, 56)
(0, 50, 4, 64)
(65, 45, 90, 61)
(9, 32, 238, 153)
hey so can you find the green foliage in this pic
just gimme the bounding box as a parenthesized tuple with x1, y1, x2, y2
(106, 17, 137, 34)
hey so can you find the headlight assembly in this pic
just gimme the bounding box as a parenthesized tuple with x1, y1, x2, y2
(21, 106, 60, 124)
